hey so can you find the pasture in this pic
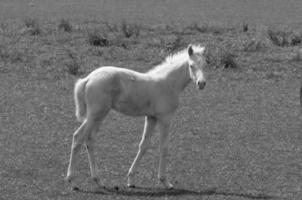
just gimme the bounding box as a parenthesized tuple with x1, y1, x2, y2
(1, 0, 302, 199)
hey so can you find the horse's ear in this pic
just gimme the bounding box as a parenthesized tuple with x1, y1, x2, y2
(188, 45, 194, 56)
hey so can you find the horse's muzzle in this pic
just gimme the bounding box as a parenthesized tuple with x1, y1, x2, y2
(197, 80, 206, 90)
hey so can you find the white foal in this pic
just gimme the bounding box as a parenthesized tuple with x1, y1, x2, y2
(66, 44, 207, 190)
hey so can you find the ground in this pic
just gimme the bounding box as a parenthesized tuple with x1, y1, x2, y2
(1, 1, 302, 200)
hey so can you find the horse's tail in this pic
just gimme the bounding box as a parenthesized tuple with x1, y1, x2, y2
(74, 78, 88, 122)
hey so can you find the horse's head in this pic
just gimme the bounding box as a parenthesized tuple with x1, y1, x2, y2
(188, 44, 207, 90)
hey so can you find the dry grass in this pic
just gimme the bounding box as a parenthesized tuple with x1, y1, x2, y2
(24, 17, 41, 35)
(120, 19, 141, 38)
(1, 16, 302, 200)
(186, 22, 227, 35)
(87, 29, 110, 47)
(300, 84, 302, 106)
(267, 28, 302, 47)
(164, 34, 185, 53)
(220, 52, 238, 69)
(58, 19, 73, 33)
(64, 49, 82, 76)
(242, 38, 266, 52)
(242, 23, 249, 32)
(291, 48, 302, 62)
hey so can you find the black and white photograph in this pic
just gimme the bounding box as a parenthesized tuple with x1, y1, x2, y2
(1, 0, 302, 199)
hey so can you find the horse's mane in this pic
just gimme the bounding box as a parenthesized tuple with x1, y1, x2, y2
(147, 44, 204, 75)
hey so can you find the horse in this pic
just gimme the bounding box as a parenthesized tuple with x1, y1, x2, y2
(66, 44, 207, 190)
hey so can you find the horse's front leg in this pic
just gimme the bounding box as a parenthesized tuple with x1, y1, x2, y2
(158, 117, 173, 189)
(127, 116, 157, 187)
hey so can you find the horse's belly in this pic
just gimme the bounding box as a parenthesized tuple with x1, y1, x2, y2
(112, 95, 154, 116)
(108, 71, 156, 116)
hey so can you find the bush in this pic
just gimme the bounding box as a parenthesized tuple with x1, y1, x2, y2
(87, 30, 110, 47)
(267, 29, 302, 47)
(24, 17, 41, 35)
(205, 44, 238, 69)
(165, 34, 185, 53)
(24, 17, 37, 28)
(220, 52, 237, 69)
(120, 20, 140, 38)
(290, 34, 302, 46)
(242, 23, 249, 32)
(58, 19, 72, 32)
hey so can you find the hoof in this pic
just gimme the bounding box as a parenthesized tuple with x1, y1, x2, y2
(65, 175, 73, 183)
(92, 177, 105, 189)
(159, 178, 174, 189)
(66, 175, 79, 191)
(167, 184, 174, 190)
(72, 186, 79, 191)
(127, 184, 136, 188)
(163, 182, 174, 190)
(92, 177, 100, 184)
(127, 175, 135, 188)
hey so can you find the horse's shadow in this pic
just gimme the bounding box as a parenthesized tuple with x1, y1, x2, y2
(77, 186, 277, 199)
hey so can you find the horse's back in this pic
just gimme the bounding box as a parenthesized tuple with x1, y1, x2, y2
(87, 66, 150, 92)
(85, 66, 156, 116)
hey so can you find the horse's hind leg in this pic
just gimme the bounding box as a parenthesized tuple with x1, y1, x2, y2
(85, 120, 104, 187)
(66, 108, 109, 189)
(127, 116, 157, 187)
(66, 121, 87, 185)
(84, 101, 110, 185)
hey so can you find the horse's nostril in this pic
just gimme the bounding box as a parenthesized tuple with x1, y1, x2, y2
(197, 81, 206, 89)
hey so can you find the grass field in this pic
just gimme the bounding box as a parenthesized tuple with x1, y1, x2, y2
(1, 1, 302, 200)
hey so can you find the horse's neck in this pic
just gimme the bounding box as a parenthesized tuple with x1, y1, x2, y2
(149, 62, 191, 93)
